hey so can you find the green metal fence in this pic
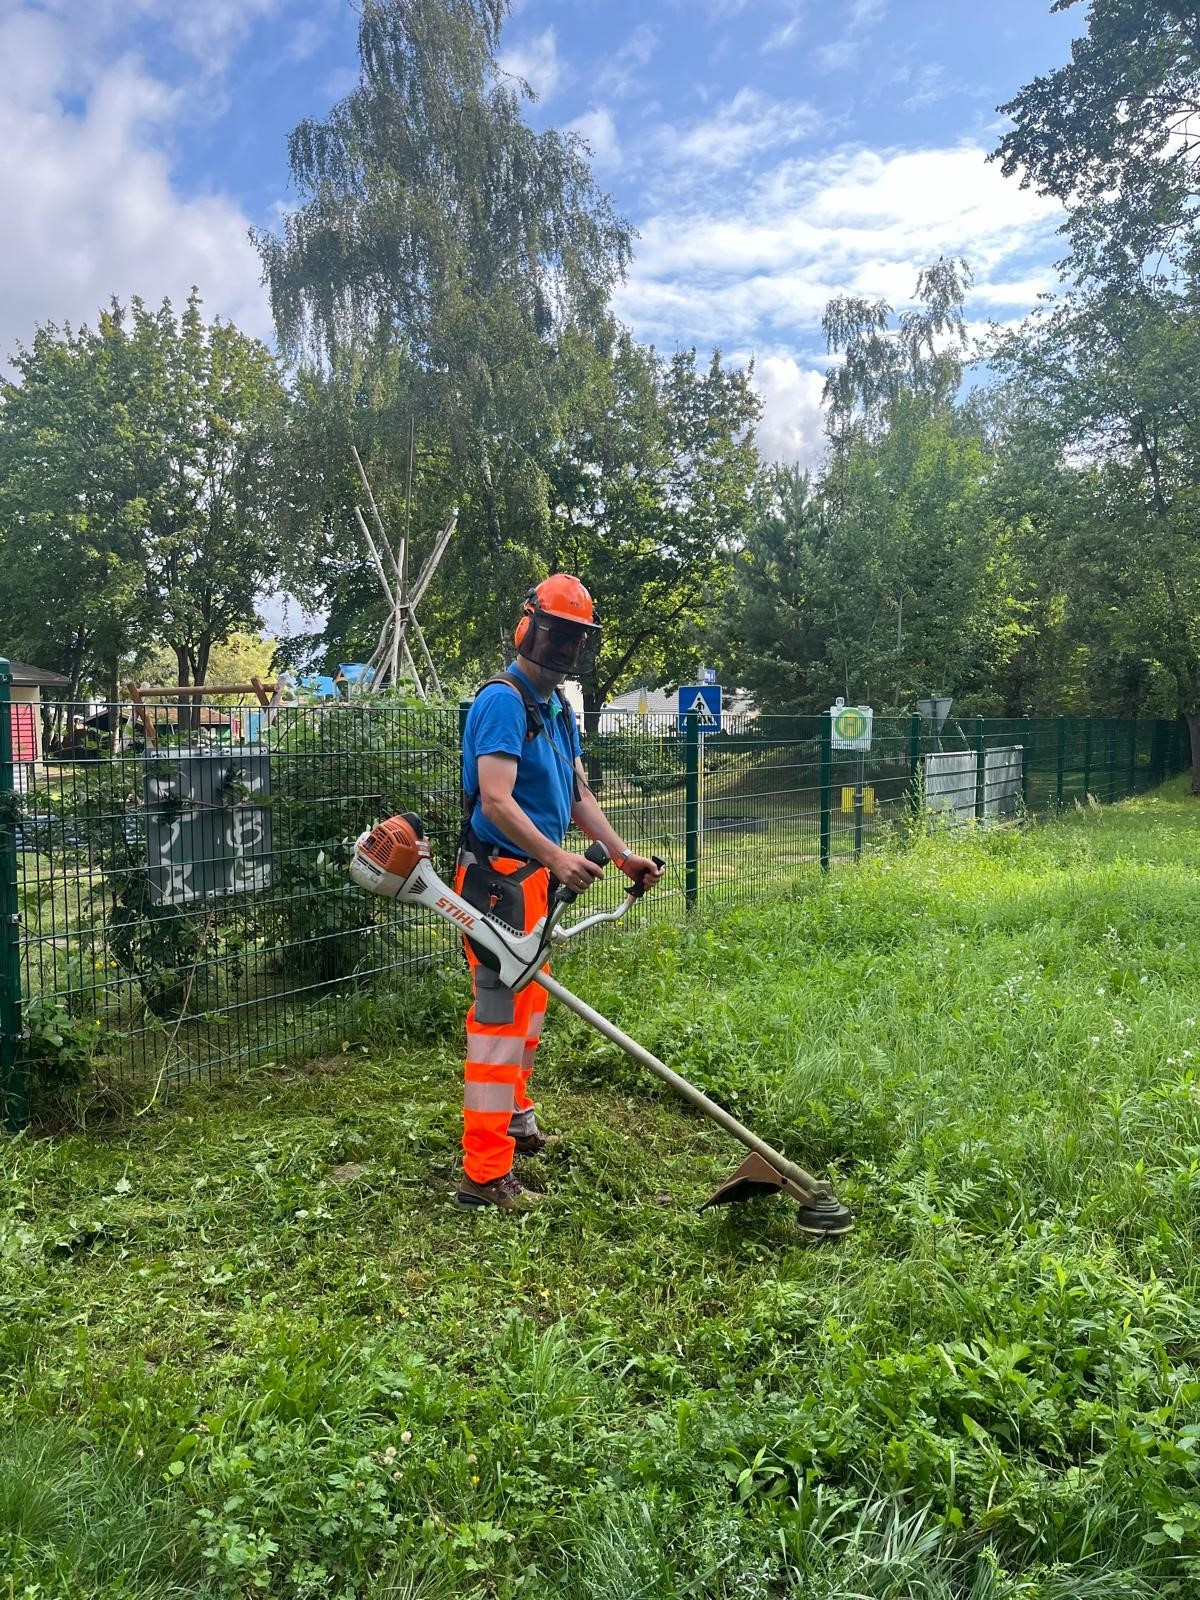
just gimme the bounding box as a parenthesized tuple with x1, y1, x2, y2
(0, 664, 1190, 1123)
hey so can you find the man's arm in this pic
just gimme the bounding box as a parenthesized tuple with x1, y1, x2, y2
(571, 759, 665, 889)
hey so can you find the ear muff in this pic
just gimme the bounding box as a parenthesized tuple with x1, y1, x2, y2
(513, 587, 538, 652)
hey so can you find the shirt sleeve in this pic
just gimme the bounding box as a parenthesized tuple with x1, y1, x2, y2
(469, 684, 527, 760)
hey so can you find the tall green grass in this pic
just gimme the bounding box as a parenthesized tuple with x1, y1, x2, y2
(2, 781, 1199, 1596)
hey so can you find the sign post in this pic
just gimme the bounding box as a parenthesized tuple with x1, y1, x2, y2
(829, 699, 873, 861)
(678, 685, 722, 860)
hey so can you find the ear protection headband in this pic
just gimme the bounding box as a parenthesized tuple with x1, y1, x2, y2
(514, 588, 539, 652)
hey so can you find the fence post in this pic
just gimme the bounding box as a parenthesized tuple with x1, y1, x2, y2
(1021, 714, 1031, 812)
(684, 710, 699, 909)
(1083, 718, 1094, 800)
(908, 711, 922, 824)
(1055, 715, 1066, 811)
(973, 715, 986, 822)
(1128, 717, 1138, 796)
(1107, 719, 1117, 803)
(0, 660, 26, 1133)
(819, 711, 832, 873)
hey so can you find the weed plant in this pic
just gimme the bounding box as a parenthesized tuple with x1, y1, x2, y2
(2, 781, 1200, 1596)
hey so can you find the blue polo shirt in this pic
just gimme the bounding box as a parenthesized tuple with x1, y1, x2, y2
(462, 665, 582, 856)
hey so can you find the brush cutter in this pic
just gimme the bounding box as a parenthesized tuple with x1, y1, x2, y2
(350, 813, 853, 1237)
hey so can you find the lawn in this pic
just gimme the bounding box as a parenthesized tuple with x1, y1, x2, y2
(3, 782, 1200, 1598)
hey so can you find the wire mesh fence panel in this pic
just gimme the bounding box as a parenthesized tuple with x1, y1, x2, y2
(566, 711, 690, 918)
(12, 699, 463, 1095)
(697, 715, 824, 899)
(1, 688, 1191, 1118)
(826, 714, 914, 864)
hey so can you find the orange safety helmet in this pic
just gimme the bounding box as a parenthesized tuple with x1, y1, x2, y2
(514, 575, 601, 670)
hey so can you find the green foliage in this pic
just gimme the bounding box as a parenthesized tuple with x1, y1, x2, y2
(0, 292, 287, 699)
(822, 256, 972, 448)
(21, 997, 113, 1098)
(994, 0, 1200, 280)
(549, 337, 762, 724)
(266, 702, 461, 984)
(257, 0, 632, 619)
(987, 280, 1200, 779)
(723, 403, 1024, 713)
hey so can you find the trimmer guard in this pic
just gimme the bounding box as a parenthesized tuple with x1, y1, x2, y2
(701, 1152, 854, 1237)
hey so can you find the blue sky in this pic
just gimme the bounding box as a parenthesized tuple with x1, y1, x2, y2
(1, 0, 1079, 465)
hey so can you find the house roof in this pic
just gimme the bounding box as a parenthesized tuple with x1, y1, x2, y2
(7, 660, 71, 689)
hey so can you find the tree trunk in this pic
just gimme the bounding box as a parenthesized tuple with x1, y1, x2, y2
(175, 647, 195, 739)
(1187, 712, 1200, 796)
(583, 688, 603, 738)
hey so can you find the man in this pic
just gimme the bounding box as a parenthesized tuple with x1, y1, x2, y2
(455, 575, 664, 1210)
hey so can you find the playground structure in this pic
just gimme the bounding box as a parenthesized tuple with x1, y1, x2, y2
(350, 442, 457, 700)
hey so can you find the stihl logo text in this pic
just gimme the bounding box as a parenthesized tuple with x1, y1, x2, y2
(436, 895, 477, 928)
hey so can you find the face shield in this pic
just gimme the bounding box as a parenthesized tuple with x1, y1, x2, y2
(519, 609, 601, 675)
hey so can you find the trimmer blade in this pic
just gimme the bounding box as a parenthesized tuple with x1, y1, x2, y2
(700, 1152, 854, 1237)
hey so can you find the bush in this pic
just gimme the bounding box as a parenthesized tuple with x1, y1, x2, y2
(265, 700, 461, 986)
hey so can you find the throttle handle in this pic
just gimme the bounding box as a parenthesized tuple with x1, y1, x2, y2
(628, 854, 667, 900)
(555, 841, 610, 906)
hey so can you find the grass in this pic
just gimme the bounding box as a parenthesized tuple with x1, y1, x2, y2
(3, 779, 1200, 1597)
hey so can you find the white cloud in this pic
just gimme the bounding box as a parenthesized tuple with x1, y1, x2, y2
(168, 0, 282, 68)
(850, 0, 886, 25)
(497, 27, 563, 101)
(751, 355, 828, 467)
(567, 107, 621, 174)
(895, 63, 952, 111)
(617, 144, 1064, 353)
(621, 22, 659, 67)
(0, 4, 270, 365)
(815, 0, 885, 75)
(697, 0, 752, 18)
(285, 15, 331, 63)
(762, 14, 804, 55)
(658, 88, 820, 172)
(598, 23, 659, 98)
(29, 0, 284, 71)
(815, 38, 862, 72)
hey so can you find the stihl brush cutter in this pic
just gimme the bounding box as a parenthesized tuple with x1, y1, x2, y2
(350, 813, 852, 1237)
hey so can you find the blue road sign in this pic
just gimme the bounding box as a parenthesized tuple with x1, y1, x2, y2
(700, 666, 718, 685)
(677, 684, 722, 733)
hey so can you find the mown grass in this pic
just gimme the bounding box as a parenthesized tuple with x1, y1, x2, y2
(3, 781, 1200, 1597)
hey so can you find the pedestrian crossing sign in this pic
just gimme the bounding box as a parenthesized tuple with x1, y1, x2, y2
(677, 684, 722, 733)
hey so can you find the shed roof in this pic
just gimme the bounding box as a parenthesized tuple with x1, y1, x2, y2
(7, 660, 71, 689)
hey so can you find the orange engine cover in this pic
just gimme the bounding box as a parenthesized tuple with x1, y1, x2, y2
(358, 814, 429, 879)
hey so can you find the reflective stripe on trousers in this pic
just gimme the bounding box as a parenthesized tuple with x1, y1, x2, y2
(456, 856, 550, 1184)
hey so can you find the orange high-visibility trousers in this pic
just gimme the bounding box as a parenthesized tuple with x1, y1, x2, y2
(455, 857, 550, 1184)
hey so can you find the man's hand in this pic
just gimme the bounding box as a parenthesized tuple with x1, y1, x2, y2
(618, 852, 664, 891)
(553, 848, 606, 896)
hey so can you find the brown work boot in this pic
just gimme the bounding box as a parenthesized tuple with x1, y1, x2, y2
(455, 1171, 542, 1211)
(512, 1127, 560, 1158)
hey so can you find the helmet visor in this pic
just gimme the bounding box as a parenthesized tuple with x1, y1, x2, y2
(522, 612, 600, 673)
